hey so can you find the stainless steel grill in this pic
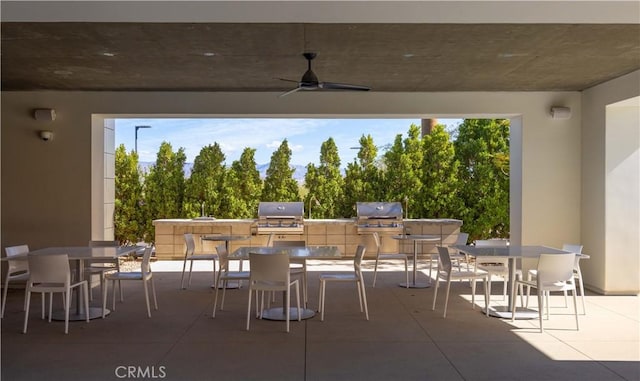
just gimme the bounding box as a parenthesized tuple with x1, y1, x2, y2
(356, 202, 404, 234)
(256, 202, 305, 234)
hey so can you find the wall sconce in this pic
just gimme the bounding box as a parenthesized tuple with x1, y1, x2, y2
(33, 108, 57, 121)
(550, 106, 571, 119)
(39, 130, 54, 141)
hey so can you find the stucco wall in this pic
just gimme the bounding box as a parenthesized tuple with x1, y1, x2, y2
(1, 90, 585, 277)
(582, 70, 640, 295)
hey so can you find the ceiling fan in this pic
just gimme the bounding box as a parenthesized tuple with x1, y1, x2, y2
(277, 52, 371, 97)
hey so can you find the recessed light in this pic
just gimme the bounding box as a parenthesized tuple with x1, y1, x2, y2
(203, 52, 216, 57)
(101, 52, 116, 57)
(403, 53, 414, 58)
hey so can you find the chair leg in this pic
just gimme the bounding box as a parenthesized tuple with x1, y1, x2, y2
(246, 288, 252, 331)
(213, 277, 221, 318)
(320, 280, 326, 321)
(372, 258, 379, 287)
(1, 276, 10, 318)
(285, 287, 290, 332)
(432, 277, 440, 311)
(111, 279, 117, 312)
(360, 280, 369, 321)
(576, 270, 586, 315)
(443, 279, 452, 318)
(64, 288, 71, 334)
(48, 293, 53, 322)
(82, 283, 90, 324)
(537, 290, 544, 333)
(23, 287, 32, 334)
(572, 289, 580, 330)
(470, 276, 477, 309)
(187, 260, 195, 288)
(102, 278, 109, 319)
(180, 259, 188, 289)
(143, 280, 151, 318)
(295, 281, 301, 322)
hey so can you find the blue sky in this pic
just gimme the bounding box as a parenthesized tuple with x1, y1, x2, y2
(114, 118, 462, 168)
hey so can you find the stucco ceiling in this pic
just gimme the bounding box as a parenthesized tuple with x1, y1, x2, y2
(1, 2, 639, 93)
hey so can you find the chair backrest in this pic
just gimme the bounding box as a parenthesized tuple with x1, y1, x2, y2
(562, 243, 584, 268)
(249, 253, 290, 286)
(140, 246, 154, 276)
(455, 233, 469, 246)
(475, 239, 508, 247)
(216, 244, 229, 271)
(272, 240, 306, 247)
(5, 244, 29, 274)
(88, 240, 119, 247)
(27, 254, 70, 285)
(353, 245, 366, 277)
(536, 254, 576, 285)
(437, 246, 453, 274)
(184, 233, 195, 256)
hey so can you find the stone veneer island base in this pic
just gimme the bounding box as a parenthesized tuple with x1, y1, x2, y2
(153, 218, 463, 260)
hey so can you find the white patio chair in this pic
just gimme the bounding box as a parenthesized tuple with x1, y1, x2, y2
(512, 253, 579, 333)
(103, 246, 157, 318)
(371, 232, 409, 288)
(86, 240, 121, 302)
(318, 245, 369, 321)
(212, 244, 251, 317)
(181, 233, 218, 289)
(526, 243, 586, 314)
(432, 246, 489, 318)
(246, 252, 300, 332)
(273, 240, 308, 307)
(2, 245, 31, 318)
(23, 253, 89, 334)
(474, 239, 510, 303)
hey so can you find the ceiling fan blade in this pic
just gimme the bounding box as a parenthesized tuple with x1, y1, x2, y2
(276, 77, 299, 83)
(319, 82, 370, 91)
(279, 87, 302, 98)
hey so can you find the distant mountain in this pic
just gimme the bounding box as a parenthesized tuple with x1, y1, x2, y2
(139, 162, 307, 182)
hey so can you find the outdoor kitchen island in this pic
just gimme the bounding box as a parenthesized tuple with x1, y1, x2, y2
(153, 218, 462, 260)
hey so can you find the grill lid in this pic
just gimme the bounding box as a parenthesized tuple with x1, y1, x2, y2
(356, 202, 403, 219)
(258, 202, 304, 219)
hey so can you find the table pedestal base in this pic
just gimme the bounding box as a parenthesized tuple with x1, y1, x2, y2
(485, 305, 538, 319)
(260, 307, 315, 321)
(51, 306, 108, 321)
(399, 282, 430, 289)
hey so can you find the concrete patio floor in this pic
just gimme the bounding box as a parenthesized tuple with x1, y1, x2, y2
(1, 259, 638, 381)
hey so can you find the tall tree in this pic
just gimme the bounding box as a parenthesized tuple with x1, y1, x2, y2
(261, 139, 300, 202)
(381, 124, 423, 216)
(304, 138, 344, 218)
(454, 119, 510, 240)
(143, 141, 187, 241)
(227, 147, 263, 218)
(114, 144, 145, 244)
(416, 124, 462, 219)
(183, 143, 227, 218)
(342, 134, 381, 217)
